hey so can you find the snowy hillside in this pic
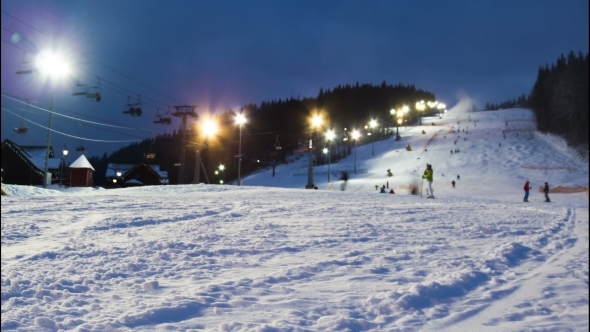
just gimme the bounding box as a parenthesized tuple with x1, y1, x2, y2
(1, 108, 588, 331)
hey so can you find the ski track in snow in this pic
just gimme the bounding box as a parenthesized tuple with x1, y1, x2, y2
(1, 108, 588, 331)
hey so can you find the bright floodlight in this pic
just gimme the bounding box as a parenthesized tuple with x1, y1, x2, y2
(323, 147, 328, 154)
(36, 51, 70, 78)
(311, 114, 322, 128)
(63, 149, 69, 156)
(219, 164, 225, 171)
(369, 119, 378, 128)
(326, 129, 335, 140)
(235, 113, 246, 125)
(202, 119, 218, 137)
(437, 103, 446, 110)
(390, 109, 396, 115)
(401, 105, 409, 113)
(398, 118, 402, 125)
(415, 101, 426, 111)
(352, 129, 361, 140)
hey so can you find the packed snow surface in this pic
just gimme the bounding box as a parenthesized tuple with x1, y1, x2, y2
(2, 108, 588, 331)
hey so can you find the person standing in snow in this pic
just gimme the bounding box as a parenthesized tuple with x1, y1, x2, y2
(543, 182, 551, 202)
(523, 180, 531, 202)
(422, 164, 434, 198)
(340, 170, 349, 191)
(452, 180, 456, 188)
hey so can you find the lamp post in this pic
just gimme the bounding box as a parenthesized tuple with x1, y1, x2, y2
(202, 119, 218, 184)
(38, 52, 70, 188)
(216, 164, 225, 184)
(16, 51, 71, 188)
(416, 100, 426, 125)
(437, 103, 446, 118)
(235, 113, 246, 186)
(306, 114, 322, 189)
(325, 129, 335, 182)
(369, 119, 377, 156)
(351, 129, 361, 174)
(60, 144, 68, 187)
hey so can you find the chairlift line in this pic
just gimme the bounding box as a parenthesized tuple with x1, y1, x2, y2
(1, 107, 144, 142)
(2, 93, 153, 132)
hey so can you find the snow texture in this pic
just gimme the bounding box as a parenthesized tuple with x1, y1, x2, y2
(1, 108, 588, 331)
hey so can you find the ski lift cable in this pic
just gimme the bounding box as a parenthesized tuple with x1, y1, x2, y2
(1, 93, 155, 133)
(1, 107, 144, 142)
(1, 12, 184, 104)
(2, 94, 148, 132)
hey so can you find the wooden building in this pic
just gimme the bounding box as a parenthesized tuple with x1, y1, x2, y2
(105, 162, 168, 188)
(68, 154, 94, 187)
(1, 139, 63, 186)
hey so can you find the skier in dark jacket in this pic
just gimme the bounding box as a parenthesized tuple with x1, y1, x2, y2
(340, 170, 349, 191)
(544, 182, 551, 202)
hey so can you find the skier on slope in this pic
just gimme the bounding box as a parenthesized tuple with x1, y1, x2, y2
(422, 164, 434, 198)
(523, 180, 531, 202)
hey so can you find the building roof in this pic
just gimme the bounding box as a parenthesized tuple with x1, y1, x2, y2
(106, 163, 167, 179)
(1, 139, 62, 171)
(69, 154, 95, 170)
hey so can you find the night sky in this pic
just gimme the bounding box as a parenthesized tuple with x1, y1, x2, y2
(1, 0, 588, 159)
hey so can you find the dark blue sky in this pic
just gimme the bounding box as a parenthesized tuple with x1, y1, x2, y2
(1, 0, 588, 159)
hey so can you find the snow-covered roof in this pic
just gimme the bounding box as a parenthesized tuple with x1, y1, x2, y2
(69, 154, 95, 170)
(125, 179, 143, 184)
(3, 141, 62, 171)
(105, 163, 135, 177)
(106, 163, 167, 179)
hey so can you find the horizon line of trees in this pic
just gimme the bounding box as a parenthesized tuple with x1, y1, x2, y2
(528, 50, 589, 146)
(484, 50, 588, 148)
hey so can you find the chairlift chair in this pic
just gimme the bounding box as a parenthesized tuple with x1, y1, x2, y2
(14, 112, 28, 134)
(153, 108, 172, 124)
(84, 77, 101, 102)
(123, 95, 142, 116)
(14, 100, 29, 134)
(72, 81, 88, 96)
(144, 138, 156, 159)
(75, 124, 87, 152)
(15, 52, 34, 75)
(274, 135, 282, 150)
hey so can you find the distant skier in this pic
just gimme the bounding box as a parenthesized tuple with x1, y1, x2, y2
(457, 175, 460, 180)
(523, 180, 531, 202)
(340, 170, 349, 191)
(422, 164, 434, 198)
(389, 189, 395, 194)
(452, 180, 456, 188)
(544, 182, 551, 202)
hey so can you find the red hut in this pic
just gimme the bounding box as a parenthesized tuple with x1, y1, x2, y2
(68, 154, 94, 187)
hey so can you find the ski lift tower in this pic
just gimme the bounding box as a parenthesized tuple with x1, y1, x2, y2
(172, 105, 198, 184)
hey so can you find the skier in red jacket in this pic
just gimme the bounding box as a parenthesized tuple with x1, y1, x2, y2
(523, 181, 531, 202)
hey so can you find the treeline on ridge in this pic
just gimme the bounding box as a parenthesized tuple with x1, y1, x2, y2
(89, 82, 436, 186)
